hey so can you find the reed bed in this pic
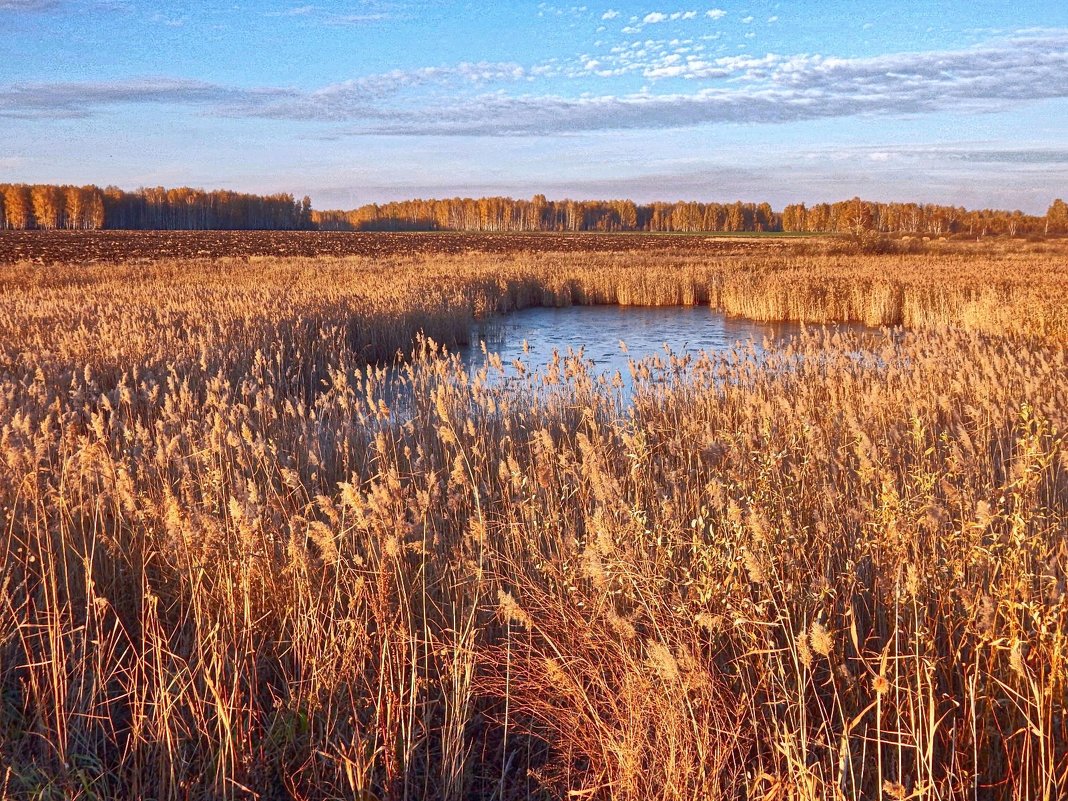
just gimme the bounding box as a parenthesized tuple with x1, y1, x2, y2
(0, 240, 1066, 800)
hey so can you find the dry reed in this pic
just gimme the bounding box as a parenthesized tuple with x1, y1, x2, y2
(0, 238, 1065, 800)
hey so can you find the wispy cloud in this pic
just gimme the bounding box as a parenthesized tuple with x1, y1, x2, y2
(323, 12, 392, 25)
(151, 11, 185, 27)
(309, 147, 1068, 211)
(956, 148, 1068, 164)
(0, 63, 530, 120)
(263, 2, 399, 25)
(234, 62, 529, 121)
(0, 78, 258, 119)
(264, 5, 316, 17)
(592, 29, 1068, 85)
(2, 31, 1066, 137)
(0, 0, 59, 9)
(827, 145, 1068, 166)
(355, 32, 1068, 135)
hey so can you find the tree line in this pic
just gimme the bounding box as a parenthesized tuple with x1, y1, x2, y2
(314, 195, 1066, 237)
(1, 182, 1065, 236)
(781, 197, 1066, 237)
(0, 184, 313, 231)
(312, 195, 779, 233)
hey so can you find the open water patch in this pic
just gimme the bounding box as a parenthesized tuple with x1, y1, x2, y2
(456, 305, 882, 393)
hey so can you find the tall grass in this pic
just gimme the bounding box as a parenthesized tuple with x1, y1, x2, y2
(0, 240, 1066, 799)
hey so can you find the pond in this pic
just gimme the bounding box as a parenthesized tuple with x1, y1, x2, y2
(457, 305, 875, 390)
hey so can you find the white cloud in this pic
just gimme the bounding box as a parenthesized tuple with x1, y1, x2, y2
(741, 15, 754, 23)
(346, 32, 1068, 135)
(642, 9, 699, 24)
(601, 8, 618, 19)
(706, 8, 725, 18)
(5, 31, 1068, 142)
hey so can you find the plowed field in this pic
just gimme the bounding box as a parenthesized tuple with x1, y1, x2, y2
(0, 229, 788, 264)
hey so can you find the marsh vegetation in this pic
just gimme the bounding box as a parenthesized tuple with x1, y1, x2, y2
(0, 237, 1065, 800)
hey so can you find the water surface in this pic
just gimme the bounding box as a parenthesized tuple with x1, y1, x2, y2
(458, 305, 862, 386)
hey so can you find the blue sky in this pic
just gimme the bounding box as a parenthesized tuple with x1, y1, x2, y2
(1, 0, 1066, 212)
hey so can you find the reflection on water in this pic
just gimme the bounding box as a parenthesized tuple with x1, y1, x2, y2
(457, 305, 877, 391)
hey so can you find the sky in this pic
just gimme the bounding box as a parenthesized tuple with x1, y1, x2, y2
(1, 0, 1066, 212)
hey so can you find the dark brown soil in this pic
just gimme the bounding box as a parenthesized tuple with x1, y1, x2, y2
(0, 230, 788, 264)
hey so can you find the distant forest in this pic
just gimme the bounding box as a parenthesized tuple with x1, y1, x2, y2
(314, 196, 1068, 237)
(0, 184, 313, 231)
(2, 183, 1066, 237)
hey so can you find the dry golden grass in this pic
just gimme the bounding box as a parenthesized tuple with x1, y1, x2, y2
(0, 238, 1066, 800)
